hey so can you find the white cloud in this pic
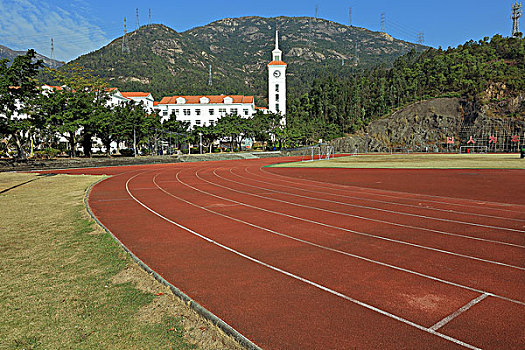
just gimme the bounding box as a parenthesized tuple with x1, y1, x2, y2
(0, 0, 109, 62)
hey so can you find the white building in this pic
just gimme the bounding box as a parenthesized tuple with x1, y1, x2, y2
(268, 30, 287, 117)
(155, 95, 257, 127)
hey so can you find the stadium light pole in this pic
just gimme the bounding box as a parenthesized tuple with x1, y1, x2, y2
(199, 132, 203, 154)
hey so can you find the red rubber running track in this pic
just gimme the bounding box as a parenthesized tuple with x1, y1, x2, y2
(46, 157, 525, 349)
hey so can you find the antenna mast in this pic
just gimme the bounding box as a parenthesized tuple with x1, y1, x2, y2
(136, 8, 140, 30)
(380, 12, 386, 33)
(512, 2, 523, 36)
(315, 4, 319, 18)
(149, 9, 151, 25)
(349, 7, 352, 26)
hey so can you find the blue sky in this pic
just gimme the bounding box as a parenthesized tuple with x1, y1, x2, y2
(0, 0, 520, 62)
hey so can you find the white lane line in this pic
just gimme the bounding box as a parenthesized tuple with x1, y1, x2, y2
(225, 168, 525, 248)
(125, 172, 480, 350)
(194, 169, 525, 271)
(429, 293, 490, 331)
(223, 168, 525, 235)
(259, 166, 525, 214)
(154, 170, 525, 307)
(244, 166, 525, 224)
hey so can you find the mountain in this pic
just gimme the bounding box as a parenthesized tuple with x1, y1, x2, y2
(68, 16, 427, 104)
(0, 44, 64, 68)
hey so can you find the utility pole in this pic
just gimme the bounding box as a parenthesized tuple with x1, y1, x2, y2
(136, 8, 140, 30)
(380, 12, 386, 33)
(122, 17, 129, 54)
(512, 2, 523, 36)
(208, 65, 212, 86)
(417, 32, 424, 44)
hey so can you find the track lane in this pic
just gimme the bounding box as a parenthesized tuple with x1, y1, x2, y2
(243, 165, 525, 229)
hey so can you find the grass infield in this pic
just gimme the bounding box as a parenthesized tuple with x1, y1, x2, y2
(0, 173, 242, 350)
(271, 153, 525, 169)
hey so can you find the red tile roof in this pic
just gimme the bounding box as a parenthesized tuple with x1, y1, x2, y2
(44, 85, 63, 91)
(268, 61, 287, 66)
(121, 92, 151, 98)
(255, 106, 268, 110)
(158, 95, 254, 105)
(153, 101, 160, 106)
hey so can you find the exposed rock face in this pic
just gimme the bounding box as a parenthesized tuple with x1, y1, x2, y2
(331, 98, 525, 153)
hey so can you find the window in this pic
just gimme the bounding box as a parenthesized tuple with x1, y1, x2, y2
(195, 109, 201, 116)
(175, 109, 180, 115)
(274, 54, 279, 61)
(195, 120, 201, 125)
(230, 108, 238, 115)
(275, 84, 279, 92)
(162, 111, 168, 117)
(183, 109, 191, 116)
(219, 108, 226, 116)
(243, 109, 249, 116)
(209, 109, 215, 116)
(276, 104, 280, 111)
(276, 94, 279, 101)
(209, 120, 215, 126)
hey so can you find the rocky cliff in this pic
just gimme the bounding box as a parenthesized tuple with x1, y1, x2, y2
(330, 97, 525, 153)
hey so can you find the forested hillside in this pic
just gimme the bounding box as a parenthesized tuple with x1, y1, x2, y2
(286, 34, 525, 144)
(66, 17, 425, 102)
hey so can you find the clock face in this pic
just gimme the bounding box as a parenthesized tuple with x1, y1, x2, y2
(273, 70, 281, 78)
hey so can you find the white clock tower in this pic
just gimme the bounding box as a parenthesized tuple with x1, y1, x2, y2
(268, 30, 286, 118)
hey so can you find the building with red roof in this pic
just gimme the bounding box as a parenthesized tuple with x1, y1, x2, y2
(155, 95, 257, 127)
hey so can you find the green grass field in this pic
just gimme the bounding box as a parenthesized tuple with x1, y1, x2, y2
(0, 173, 241, 350)
(272, 153, 525, 169)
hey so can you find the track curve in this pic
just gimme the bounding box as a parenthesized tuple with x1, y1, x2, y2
(46, 157, 525, 349)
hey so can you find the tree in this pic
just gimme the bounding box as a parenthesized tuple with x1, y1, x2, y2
(0, 50, 43, 159)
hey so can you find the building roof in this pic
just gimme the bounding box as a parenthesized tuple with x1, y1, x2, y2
(153, 101, 160, 106)
(255, 106, 268, 110)
(121, 92, 152, 98)
(158, 95, 255, 105)
(42, 85, 63, 91)
(268, 61, 287, 66)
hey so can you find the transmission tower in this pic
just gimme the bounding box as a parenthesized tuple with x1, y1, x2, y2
(50, 38, 55, 67)
(122, 17, 129, 54)
(136, 8, 140, 30)
(512, 2, 523, 36)
(417, 32, 424, 44)
(349, 7, 352, 26)
(208, 65, 212, 86)
(149, 9, 151, 25)
(380, 12, 386, 32)
(315, 4, 319, 18)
